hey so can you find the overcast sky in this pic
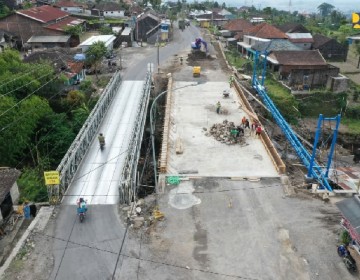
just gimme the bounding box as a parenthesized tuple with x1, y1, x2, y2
(219, 0, 355, 13)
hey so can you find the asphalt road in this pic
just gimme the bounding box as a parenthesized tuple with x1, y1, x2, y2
(50, 24, 201, 280)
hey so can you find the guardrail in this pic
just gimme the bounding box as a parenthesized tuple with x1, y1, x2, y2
(53, 72, 122, 202)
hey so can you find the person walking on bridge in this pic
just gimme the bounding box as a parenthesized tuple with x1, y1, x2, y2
(216, 101, 221, 114)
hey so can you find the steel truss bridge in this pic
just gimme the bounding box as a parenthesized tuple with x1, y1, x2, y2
(49, 66, 153, 205)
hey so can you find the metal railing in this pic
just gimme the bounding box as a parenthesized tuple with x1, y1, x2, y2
(119, 66, 153, 204)
(52, 72, 122, 202)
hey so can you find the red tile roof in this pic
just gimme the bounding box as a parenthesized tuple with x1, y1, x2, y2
(17, 6, 69, 23)
(245, 23, 288, 39)
(223, 19, 253, 32)
(68, 61, 83, 72)
(45, 16, 85, 31)
(269, 50, 327, 66)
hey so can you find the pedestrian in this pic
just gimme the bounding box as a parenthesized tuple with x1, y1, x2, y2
(229, 75, 235, 87)
(244, 119, 250, 129)
(255, 125, 262, 137)
(241, 116, 246, 127)
(236, 126, 244, 137)
(216, 101, 221, 114)
(23, 202, 30, 219)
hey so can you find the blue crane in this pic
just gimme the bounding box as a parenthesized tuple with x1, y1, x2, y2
(251, 51, 341, 191)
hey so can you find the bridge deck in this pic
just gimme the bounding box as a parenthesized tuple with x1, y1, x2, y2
(165, 81, 279, 177)
(62, 81, 145, 205)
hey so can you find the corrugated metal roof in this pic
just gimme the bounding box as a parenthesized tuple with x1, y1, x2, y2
(80, 35, 116, 47)
(27, 35, 71, 43)
(337, 196, 360, 236)
(17, 6, 69, 23)
(253, 39, 301, 52)
(45, 16, 85, 31)
(286, 33, 313, 39)
(121, 27, 131, 36)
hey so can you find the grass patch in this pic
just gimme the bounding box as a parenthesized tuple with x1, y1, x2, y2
(96, 76, 111, 88)
(224, 50, 250, 69)
(341, 118, 360, 134)
(265, 78, 290, 99)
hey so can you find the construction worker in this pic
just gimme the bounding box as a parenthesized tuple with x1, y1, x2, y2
(255, 125, 262, 137)
(216, 101, 221, 114)
(229, 75, 235, 87)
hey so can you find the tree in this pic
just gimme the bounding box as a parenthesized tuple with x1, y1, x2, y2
(317, 2, 335, 18)
(85, 41, 107, 80)
(0, 95, 51, 165)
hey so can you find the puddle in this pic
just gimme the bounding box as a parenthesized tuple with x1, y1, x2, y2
(168, 183, 201, 209)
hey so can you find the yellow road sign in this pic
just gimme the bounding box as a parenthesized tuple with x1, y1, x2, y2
(44, 171, 60, 185)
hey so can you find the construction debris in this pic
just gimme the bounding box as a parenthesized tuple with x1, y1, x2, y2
(205, 119, 247, 145)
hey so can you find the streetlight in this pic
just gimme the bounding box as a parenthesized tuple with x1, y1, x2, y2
(150, 81, 200, 191)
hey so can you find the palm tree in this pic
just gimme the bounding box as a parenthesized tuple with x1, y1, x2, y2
(317, 2, 335, 18)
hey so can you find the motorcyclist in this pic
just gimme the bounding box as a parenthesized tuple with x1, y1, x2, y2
(98, 133, 105, 147)
(76, 197, 87, 214)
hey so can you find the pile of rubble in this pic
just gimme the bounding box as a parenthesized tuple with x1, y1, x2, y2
(122, 194, 164, 229)
(204, 120, 247, 145)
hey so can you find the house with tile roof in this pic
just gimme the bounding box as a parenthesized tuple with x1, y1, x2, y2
(312, 34, 348, 61)
(221, 19, 253, 42)
(267, 50, 340, 88)
(276, 23, 309, 34)
(0, 5, 85, 48)
(54, 1, 87, 14)
(135, 11, 161, 42)
(90, 2, 125, 18)
(237, 23, 288, 57)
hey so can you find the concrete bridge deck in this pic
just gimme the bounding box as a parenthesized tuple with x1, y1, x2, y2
(164, 81, 279, 178)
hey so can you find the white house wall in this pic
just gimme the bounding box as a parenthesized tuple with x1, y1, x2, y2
(61, 7, 84, 13)
(104, 11, 125, 18)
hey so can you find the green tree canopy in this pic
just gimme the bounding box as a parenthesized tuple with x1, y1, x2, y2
(85, 41, 107, 79)
(317, 2, 335, 17)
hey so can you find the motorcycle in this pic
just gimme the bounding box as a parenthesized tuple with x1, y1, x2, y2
(100, 142, 105, 151)
(337, 244, 357, 273)
(78, 211, 85, 223)
(77, 198, 88, 223)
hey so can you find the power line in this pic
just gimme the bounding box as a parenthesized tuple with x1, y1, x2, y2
(0, 71, 54, 97)
(0, 63, 56, 89)
(0, 74, 58, 118)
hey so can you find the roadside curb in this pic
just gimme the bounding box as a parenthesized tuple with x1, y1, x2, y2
(0, 206, 54, 279)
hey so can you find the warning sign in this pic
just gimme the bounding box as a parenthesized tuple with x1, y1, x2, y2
(44, 171, 60, 185)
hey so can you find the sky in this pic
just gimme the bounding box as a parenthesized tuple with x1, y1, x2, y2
(220, 0, 356, 13)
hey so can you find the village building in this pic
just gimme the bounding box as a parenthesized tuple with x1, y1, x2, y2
(267, 50, 340, 89)
(312, 34, 348, 61)
(0, 168, 20, 223)
(54, 0, 87, 14)
(79, 35, 116, 52)
(0, 5, 85, 48)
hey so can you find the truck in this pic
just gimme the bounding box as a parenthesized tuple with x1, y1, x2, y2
(178, 20, 185, 31)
